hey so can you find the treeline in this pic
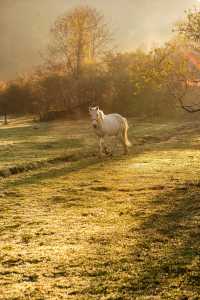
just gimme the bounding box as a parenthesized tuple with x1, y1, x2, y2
(0, 6, 199, 121)
(0, 44, 189, 120)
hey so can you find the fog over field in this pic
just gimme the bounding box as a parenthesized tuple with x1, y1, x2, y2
(0, 0, 199, 80)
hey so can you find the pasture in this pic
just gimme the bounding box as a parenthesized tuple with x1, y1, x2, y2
(0, 116, 200, 300)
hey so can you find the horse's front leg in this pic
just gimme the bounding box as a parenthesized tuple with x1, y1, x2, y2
(99, 137, 110, 157)
(99, 137, 104, 157)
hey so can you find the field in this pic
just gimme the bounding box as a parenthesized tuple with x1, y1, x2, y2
(0, 116, 200, 300)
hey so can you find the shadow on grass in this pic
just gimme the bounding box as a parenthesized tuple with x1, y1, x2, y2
(133, 125, 200, 152)
(29, 137, 83, 150)
(4, 127, 200, 187)
(111, 182, 200, 299)
(128, 183, 200, 299)
(5, 155, 102, 188)
(3, 124, 200, 199)
(4, 144, 147, 188)
(1, 118, 200, 183)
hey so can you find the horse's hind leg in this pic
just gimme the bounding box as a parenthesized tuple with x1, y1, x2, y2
(110, 136, 119, 156)
(122, 141, 128, 155)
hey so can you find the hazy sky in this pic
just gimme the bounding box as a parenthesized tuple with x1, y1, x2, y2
(0, 0, 199, 80)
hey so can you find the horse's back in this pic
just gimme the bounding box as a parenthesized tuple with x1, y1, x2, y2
(106, 113, 125, 121)
(106, 113, 128, 125)
(103, 113, 126, 136)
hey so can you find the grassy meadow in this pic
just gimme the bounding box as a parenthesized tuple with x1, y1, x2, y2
(0, 116, 200, 300)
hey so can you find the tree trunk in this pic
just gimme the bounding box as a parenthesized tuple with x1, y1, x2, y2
(4, 112, 8, 125)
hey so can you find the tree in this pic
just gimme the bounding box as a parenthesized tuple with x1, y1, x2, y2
(47, 6, 112, 78)
(174, 9, 200, 113)
(175, 8, 200, 43)
(0, 81, 8, 124)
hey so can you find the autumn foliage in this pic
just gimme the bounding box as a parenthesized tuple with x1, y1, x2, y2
(1, 6, 200, 121)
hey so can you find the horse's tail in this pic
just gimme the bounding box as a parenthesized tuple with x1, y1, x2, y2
(122, 118, 132, 147)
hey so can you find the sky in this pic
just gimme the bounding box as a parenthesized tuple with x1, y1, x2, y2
(0, 0, 199, 80)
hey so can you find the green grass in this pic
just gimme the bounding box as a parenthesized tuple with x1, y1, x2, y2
(0, 117, 92, 169)
(0, 116, 200, 299)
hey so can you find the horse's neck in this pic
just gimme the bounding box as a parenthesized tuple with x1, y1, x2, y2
(96, 110, 105, 132)
(99, 110, 105, 122)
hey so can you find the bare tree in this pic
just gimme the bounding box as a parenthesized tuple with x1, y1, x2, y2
(167, 75, 200, 113)
(173, 8, 200, 113)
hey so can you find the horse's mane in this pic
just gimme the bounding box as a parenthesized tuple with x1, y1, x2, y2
(98, 109, 105, 121)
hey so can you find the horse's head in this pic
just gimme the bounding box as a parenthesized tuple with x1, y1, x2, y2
(89, 106, 101, 129)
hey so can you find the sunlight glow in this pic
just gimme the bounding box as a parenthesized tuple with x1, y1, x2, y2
(185, 51, 200, 71)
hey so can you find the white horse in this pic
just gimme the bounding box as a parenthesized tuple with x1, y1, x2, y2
(89, 106, 131, 156)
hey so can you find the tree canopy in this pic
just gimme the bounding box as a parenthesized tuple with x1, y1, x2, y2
(47, 6, 112, 77)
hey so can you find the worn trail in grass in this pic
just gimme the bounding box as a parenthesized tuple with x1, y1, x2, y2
(0, 117, 200, 299)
